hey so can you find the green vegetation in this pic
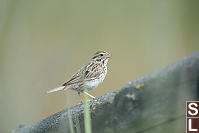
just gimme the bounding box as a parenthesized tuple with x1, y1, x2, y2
(75, 113, 81, 133)
(68, 110, 74, 133)
(83, 89, 92, 133)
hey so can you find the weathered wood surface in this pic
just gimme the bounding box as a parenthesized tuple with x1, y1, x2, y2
(16, 53, 199, 133)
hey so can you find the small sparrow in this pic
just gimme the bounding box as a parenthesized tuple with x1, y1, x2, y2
(47, 51, 111, 100)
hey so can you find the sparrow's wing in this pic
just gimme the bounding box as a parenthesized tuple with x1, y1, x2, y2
(84, 62, 104, 81)
(62, 62, 103, 86)
(62, 66, 85, 86)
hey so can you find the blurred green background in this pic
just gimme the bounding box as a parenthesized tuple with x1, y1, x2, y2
(0, 0, 199, 132)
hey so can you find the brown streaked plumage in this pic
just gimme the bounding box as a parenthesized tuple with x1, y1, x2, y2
(47, 51, 111, 100)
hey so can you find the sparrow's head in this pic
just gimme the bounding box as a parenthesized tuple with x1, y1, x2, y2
(92, 51, 111, 63)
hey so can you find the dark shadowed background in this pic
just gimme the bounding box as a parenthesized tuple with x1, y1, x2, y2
(0, 0, 199, 132)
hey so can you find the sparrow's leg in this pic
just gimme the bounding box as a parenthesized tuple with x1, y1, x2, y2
(78, 92, 83, 104)
(84, 91, 96, 99)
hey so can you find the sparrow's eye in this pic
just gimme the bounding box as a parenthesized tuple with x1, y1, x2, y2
(100, 54, 103, 56)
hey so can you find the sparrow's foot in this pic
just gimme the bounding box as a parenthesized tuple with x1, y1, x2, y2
(84, 91, 96, 99)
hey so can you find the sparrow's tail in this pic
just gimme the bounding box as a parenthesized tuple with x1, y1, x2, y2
(47, 86, 67, 94)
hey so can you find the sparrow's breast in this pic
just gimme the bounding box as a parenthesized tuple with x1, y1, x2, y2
(86, 72, 107, 91)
